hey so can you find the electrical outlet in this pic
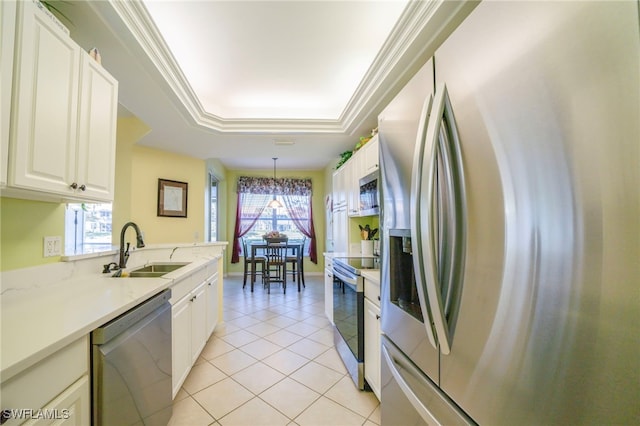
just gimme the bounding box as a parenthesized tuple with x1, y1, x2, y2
(44, 236, 62, 257)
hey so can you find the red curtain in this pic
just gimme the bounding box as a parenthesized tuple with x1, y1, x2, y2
(231, 192, 270, 263)
(282, 194, 318, 263)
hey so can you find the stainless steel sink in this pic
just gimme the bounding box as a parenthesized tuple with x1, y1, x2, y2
(125, 262, 189, 278)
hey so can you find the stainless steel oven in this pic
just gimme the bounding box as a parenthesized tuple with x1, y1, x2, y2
(332, 257, 379, 390)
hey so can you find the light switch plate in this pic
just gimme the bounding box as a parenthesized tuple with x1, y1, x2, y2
(44, 236, 62, 257)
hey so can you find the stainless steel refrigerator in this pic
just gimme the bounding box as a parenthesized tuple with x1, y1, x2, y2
(379, 1, 639, 425)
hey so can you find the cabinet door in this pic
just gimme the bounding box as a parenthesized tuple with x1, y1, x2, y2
(1, 1, 16, 186)
(205, 274, 219, 337)
(332, 166, 347, 207)
(364, 297, 381, 400)
(347, 155, 361, 216)
(332, 207, 348, 253)
(76, 54, 118, 201)
(190, 282, 207, 363)
(10, 0, 80, 195)
(25, 375, 90, 426)
(363, 136, 379, 174)
(324, 265, 334, 324)
(171, 295, 191, 398)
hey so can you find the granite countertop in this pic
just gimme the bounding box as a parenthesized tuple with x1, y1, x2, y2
(0, 244, 225, 382)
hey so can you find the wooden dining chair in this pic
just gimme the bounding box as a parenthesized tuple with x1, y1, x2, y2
(264, 243, 286, 294)
(285, 237, 306, 291)
(242, 238, 265, 292)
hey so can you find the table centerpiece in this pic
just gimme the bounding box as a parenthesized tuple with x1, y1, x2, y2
(263, 231, 288, 244)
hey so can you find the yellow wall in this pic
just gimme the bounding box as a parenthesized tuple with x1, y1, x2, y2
(0, 197, 65, 270)
(0, 112, 332, 273)
(0, 115, 208, 271)
(224, 168, 326, 275)
(124, 145, 206, 245)
(112, 116, 151, 236)
(350, 215, 380, 244)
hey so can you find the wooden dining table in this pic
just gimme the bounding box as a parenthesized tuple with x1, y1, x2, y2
(250, 242, 305, 292)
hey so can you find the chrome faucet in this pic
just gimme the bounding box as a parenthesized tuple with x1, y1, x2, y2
(119, 222, 145, 269)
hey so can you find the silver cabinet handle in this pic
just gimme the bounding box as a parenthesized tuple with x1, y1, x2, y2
(70, 182, 78, 189)
(79, 184, 86, 191)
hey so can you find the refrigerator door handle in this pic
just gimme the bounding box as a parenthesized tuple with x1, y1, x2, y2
(382, 336, 476, 425)
(410, 94, 438, 349)
(422, 83, 467, 355)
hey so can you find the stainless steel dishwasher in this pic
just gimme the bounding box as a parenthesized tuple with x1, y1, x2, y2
(91, 289, 172, 425)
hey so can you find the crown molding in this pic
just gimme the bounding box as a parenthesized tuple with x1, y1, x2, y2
(107, 0, 472, 135)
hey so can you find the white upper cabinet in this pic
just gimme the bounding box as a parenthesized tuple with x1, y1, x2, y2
(5, 0, 118, 202)
(1, 1, 17, 187)
(10, 0, 80, 196)
(76, 54, 118, 201)
(347, 153, 361, 216)
(333, 134, 379, 219)
(332, 164, 348, 208)
(361, 135, 379, 175)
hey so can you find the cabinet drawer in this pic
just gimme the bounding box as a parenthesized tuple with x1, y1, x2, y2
(169, 270, 202, 303)
(1, 336, 88, 424)
(23, 375, 90, 426)
(364, 278, 380, 307)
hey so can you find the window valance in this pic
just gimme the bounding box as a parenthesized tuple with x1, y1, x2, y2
(237, 176, 312, 196)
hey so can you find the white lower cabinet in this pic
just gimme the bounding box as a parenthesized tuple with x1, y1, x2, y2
(205, 271, 220, 337)
(324, 256, 334, 324)
(171, 293, 193, 398)
(190, 282, 207, 364)
(364, 277, 381, 400)
(170, 260, 220, 398)
(364, 298, 381, 400)
(24, 375, 90, 426)
(0, 337, 90, 426)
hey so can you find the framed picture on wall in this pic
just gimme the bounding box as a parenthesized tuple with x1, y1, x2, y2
(158, 179, 188, 217)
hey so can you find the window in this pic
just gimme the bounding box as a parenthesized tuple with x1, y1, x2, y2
(241, 195, 308, 252)
(65, 203, 113, 255)
(231, 176, 318, 264)
(209, 174, 218, 241)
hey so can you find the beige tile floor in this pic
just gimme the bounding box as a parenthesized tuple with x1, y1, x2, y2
(168, 275, 381, 426)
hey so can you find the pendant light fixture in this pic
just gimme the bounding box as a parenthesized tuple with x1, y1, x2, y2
(268, 157, 283, 209)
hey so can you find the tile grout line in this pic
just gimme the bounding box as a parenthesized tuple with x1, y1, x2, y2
(171, 276, 380, 426)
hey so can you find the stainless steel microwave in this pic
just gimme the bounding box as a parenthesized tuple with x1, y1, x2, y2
(359, 170, 380, 216)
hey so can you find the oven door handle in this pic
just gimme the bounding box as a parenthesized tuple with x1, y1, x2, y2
(333, 268, 358, 291)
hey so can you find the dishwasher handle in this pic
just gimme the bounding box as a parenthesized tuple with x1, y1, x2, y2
(92, 289, 171, 344)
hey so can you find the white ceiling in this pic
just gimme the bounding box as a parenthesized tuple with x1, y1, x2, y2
(56, 1, 472, 170)
(144, 1, 407, 121)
